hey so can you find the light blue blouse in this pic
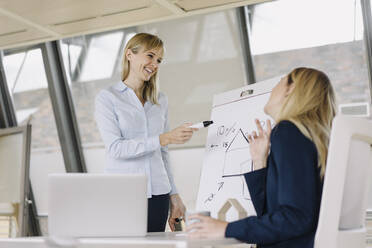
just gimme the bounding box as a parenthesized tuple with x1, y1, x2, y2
(94, 81, 177, 198)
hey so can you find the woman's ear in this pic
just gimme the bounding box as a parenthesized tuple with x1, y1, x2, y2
(126, 49, 132, 61)
(285, 81, 296, 97)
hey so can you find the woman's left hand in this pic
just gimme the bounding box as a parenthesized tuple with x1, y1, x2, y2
(168, 194, 186, 231)
(187, 214, 228, 239)
(248, 119, 272, 170)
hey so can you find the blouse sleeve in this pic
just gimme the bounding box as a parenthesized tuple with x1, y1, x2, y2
(95, 90, 160, 159)
(160, 94, 178, 195)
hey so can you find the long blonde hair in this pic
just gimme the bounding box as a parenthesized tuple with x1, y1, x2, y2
(122, 33, 163, 104)
(277, 67, 336, 177)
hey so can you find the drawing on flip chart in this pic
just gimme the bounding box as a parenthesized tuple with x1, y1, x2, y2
(203, 121, 268, 205)
(196, 77, 277, 221)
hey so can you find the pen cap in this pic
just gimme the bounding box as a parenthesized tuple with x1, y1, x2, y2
(203, 121, 213, 127)
(174, 219, 183, 231)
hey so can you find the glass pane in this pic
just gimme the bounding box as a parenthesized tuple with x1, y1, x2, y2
(250, 0, 370, 109)
(61, 9, 246, 149)
(2, 48, 66, 218)
(60, 11, 247, 213)
(60, 42, 82, 84)
(80, 32, 124, 82)
(139, 9, 246, 148)
(4, 49, 60, 148)
(60, 31, 126, 146)
(251, 0, 364, 54)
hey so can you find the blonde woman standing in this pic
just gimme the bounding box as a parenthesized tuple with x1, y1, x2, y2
(95, 33, 196, 232)
(188, 67, 336, 248)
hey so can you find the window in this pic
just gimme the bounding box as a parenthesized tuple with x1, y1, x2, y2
(250, 0, 370, 107)
(60, 31, 128, 145)
(60, 30, 133, 173)
(60, 9, 247, 152)
(2, 48, 65, 217)
(3, 49, 60, 148)
(138, 9, 247, 147)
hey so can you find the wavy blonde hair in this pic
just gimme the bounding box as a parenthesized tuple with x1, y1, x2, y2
(122, 33, 163, 104)
(277, 67, 336, 177)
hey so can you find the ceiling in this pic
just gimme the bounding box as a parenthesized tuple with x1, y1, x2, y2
(0, 0, 269, 50)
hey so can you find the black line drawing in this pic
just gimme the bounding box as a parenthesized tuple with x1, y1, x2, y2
(225, 122, 237, 136)
(217, 122, 237, 137)
(218, 126, 225, 136)
(222, 128, 252, 200)
(204, 193, 215, 204)
(217, 182, 224, 191)
(222, 129, 251, 177)
(204, 126, 253, 204)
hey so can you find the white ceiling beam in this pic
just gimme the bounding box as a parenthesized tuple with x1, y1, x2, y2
(185, 0, 269, 13)
(0, 0, 270, 50)
(0, 7, 60, 37)
(154, 0, 186, 14)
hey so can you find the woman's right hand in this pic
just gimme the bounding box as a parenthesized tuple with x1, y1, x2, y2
(159, 123, 197, 146)
(247, 119, 272, 170)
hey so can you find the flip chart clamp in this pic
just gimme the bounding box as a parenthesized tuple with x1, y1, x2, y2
(240, 89, 254, 97)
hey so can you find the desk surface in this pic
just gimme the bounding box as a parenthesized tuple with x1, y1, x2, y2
(0, 232, 244, 248)
(80, 232, 242, 247)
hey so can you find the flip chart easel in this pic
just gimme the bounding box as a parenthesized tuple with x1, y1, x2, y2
(196, 77, 278, 221)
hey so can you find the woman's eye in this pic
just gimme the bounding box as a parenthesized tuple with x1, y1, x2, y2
(157, 59, 162, 64)
(147, 54, 153, 58)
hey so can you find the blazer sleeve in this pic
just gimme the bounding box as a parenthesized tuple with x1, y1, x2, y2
(95, 90, 160, 159)
(225, 121, 320, 245)
(244, 167, 267, 216)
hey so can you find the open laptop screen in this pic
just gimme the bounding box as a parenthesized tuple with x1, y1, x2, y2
(48, 174, 147, 237)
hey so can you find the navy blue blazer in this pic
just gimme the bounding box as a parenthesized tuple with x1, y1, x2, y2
(225, 120, 322, 248)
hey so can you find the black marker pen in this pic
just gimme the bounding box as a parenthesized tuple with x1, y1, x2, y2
(190, 120, 214, 129)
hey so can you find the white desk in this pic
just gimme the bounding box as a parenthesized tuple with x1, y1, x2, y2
(0, 232, 245, 248)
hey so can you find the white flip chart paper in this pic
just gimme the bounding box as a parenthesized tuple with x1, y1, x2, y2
(196, 77, 278, 221)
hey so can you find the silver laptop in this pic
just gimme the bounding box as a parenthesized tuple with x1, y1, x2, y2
(48, 174, 147, 237)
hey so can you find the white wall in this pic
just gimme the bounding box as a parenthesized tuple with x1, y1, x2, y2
(167, 147, 205, 210)
(0, 133, 24, 203)
(31, 143, 372, 217)
(29, 149, 65, 216)
(30, 146, 205, 216)
(84, 146, 205, 210)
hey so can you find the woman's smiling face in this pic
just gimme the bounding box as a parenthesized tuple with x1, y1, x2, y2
(126, 47, 163, 82)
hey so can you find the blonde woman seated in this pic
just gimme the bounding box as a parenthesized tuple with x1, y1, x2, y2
(188, 67, 336, 248)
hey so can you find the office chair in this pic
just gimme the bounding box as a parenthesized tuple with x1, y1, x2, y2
(314, 116, 372, 248)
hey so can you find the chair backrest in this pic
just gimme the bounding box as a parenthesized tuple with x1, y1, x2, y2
(314, 116, 372, 248)
(0, 125, 32, 237)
